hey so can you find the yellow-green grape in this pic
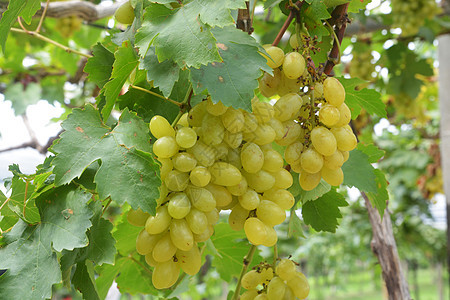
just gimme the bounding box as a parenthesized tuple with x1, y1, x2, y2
(282, 52, 305, 79)
(221, 108, 245, 133)
(189, 166, 211, 187)
(127, 208, 150, 226)
(172, 152, 197, 172)
(319, 104, 340, 127)
(145, 205, 172, 234)
(185, 208, 208, 234)
(252, 101, 275, 124)
(289, 34, 300, 49)
(275, 121, 303, 146)
(136, 229, 160, 255)
(314, 82, 324, 98)
(178, 112, 189, 127)
(284, 141, 303, 165)
(243, 111, 259, 133)
(268, 118, 285, 140)
(170, 219, 194, 251)
(241, 143, 264, 173)
(341, 150, 349, 162)
(246, 124, 277, 145)
(272, 168, 294, 189)
(224, 130, 243, 149)
(114, 1, 135, 24)
(175, 126, 197, 148)
(323, 150, 344, 170)
(220, 195, 239, 211)
(165, 170, 189, 191)
(186, 186, 216, 212)
(238, 189, 261, 210)
(300, 148, 323, 173)
(152, 232, 177, 262)
(152, 259, 180, 289)
(209, 162, 242, 186)
(188, 100, 207, 127)
(193, 225, 214, 242)
(283, 286, 296, 300)
(187, 141, 216, 166)
(321, 166, 344, 186)
(204, 184, 232, 207)
(277, 73, 302, 96)
(323, 77, 345, 107)
(261, 267, 274, 284)
(242, 269, 264, 290)
(227, 148, 242, 169)
(262, 149, 283, 172)
(245, 169, 276, 193)
(205, 208, 220, 225)
(56, 16, 82, 38)
(335, 103, 351, 127)
(213, 142, 229, 160)
(145, 252, 158, 267)
(176, 246, 201, 275)
(255, 293, 269, 300)
(299, 171, 321, 191)
(259, 69, 282, 98)
(201, 114, 225, 145)
(256, 200, 286, 226)
(330, 126, 357, 151)
(274, 93, 303, 122)
(229, 204, 250, 231)
(310, 126, 337, 156)
(276, 259, 297, 281)
(153, 136, 179, 158)
(206, 98, 227, 116)
(264, 189, 295, 210)
(262, 45, 285, 68)
(290, 159, 302, 173)
(241, 290, 259, 300)
(158, 158, 173, 180)
(227, 176, 248, 196)
(150, 115, 175, 138)
(267, 277, 287, 300)
(167, 192, 191, 219)
(263, 225, 278, 247)
(286, 273, 309, 299)
(156, 183, 169, 206)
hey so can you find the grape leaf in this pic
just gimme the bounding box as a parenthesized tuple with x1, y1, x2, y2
(357, 143, 385, 163)
(136, 3, 221, 68)
(72, 260, 100, 300)
(190, 26, 269, 111)
(348, 0, 371, 13)
(323, 0, 350, 7)
(84, 43, 115, 89)
(0, 220, 61, 300)
(36, 185, 93, 252)
(188, 0, 246, 27)
(4, 82, 42, 116)
(290, 172, 331, 203)
(141, 47, 180, 97)
(0, 0, 41, 52)
(51, 105, 161, 214)
(113, 220, 142, 256)
(338, 77, 386, 119)
(342, 149, 377, 193)
(302, 189, 348, 232)
(101, 42, 139, 120)
(209, 223, 262, 281)
(366, 169, 388, 217)
(288, 210, 305, 238)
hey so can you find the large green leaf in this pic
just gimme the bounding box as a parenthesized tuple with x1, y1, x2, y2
(136, 3, 222, 68)
(113, 219, 142, 256)
(366, 169, 389, 217)
(342, 149, 377, 193)
(72, 260, 100, 300)
(51, 105, 160, 214)
(190, 26, 270, 111)
(0, 220, 61, 299)
(348, 0, 371, 13)
(84, 43, 115, 89)
(188, 0, 246, 27)
(4, 82, 42, 115)
(302, 190, 348, 232)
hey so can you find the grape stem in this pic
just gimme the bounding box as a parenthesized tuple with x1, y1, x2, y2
(171, 84, 193, 127)
(10, 28, 92, 58)
(273, 244, 278, 268)
(232, 245, 257, 300)
(130, 84, 182, 107)
(272, 1, 303, 47)
(36, 0, 51, 33)
(325, 20, 341, 65)
(309, 90, 316, 128)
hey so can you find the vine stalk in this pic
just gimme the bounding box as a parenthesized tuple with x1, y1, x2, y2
(232, 245, 257, 300)
(130, 84, 182, 107)
(171, 84, 193, 127)
(272, 1, 303, 47)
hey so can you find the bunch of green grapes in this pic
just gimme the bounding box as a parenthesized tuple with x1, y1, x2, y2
(349, 49, 376, 83)
(55, 16, 82, 38)
(240, 259, 309, 300)
(391, 0, 439, 36)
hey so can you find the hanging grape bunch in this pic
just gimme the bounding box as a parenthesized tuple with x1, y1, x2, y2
(391, 0, 439, 36)
(349, 43, 377, 85)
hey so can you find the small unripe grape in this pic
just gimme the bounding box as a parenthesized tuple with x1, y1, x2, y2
(330, 126, 357, 151)
(277, 72, 301, 96)
(282, 52, 305, 79)
(145, 205, 172, 234)
(252, 101, 275, 124)
(262, 45, 285, 68)
(321, 166, 344, 186)
(227, 148, 242, 169)
(310, 126, 337, 156)
(262, 149, 284, 172)
(242, 269, 264, 290)
(241, 290, 258, 300)
(284, 141, 303, 165)
(323, 150, 344, 170)
(136, 229, 160, 255)
(165, 170, 189, 191)
(213, 142, 229, 160)
(341, 150, 349, 162)
(300, 148, 323, 174)
(189, 166, 211, 187)
(193, 225, 214, 242)
(241, 143, 264, 173)
(267, 276, 286, 300)
(245, 124, 277, 146)
(238, 189, 261, 210)
(201, 114, 224, 145)
(186, 186, 216, 212)
(227, 176, 248, 196)
(114, 1, 135, 25)
(153, 136, 179, 158)
(172, 152, 197, 172)
(314, 82, 324, 98)
(127, 208, 150, 227)
(145, 252, 158, 267)
(188, 101, 207, 127)
(158, 158, 173, 180)
(178, 113, 189, 127)
(224, 130, 243, 149)
(152, 259, 180, 289)
(259, 69, 281, 98)
(299, 171, 321, 191)
(289, 34, 300, 49)
(264, 189, 295, 210)
(263, 225, 278, 247)
(274, 93, 303, 122)
(245, 169, 276, 193)
(335, 103, 351, 127)
(229, 204, 249, 231)
(268, 118, 285, 140)
(209, 162, 242, 186)
(276, 259, 297, 281)
(206, 98, 227, 116)
(153, 232, 177, 262)
(187, 141, 216, 167)
(286, 273, 309, 299)
(204, 208, 220, 225)
(319, 104, 340, 127)
(221, 108, 245, 133)
(170, 219, 194, 251)
(256, 200, 286, 226)
(185, 208, 208, 234)
(175, 127, 197, 148)
(276, 121, 303, 146)
(204, 184, 232, 207)
(176, 246, 201, 275)
(243, 111, 259, 133)
(272, 168, 294, 189)
(150, 115, 175, 138)
(167, 192, 191, 219)
(323, 77, 345, 106)
(244, 217, 267, 245)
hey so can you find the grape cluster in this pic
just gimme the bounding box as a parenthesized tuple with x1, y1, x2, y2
(391, 0, 439, 36)
(240, 259, 309, 300)
(55, 16, 82, 38)
(258, 46, 357, 191)
(349, 49, 376, 84)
